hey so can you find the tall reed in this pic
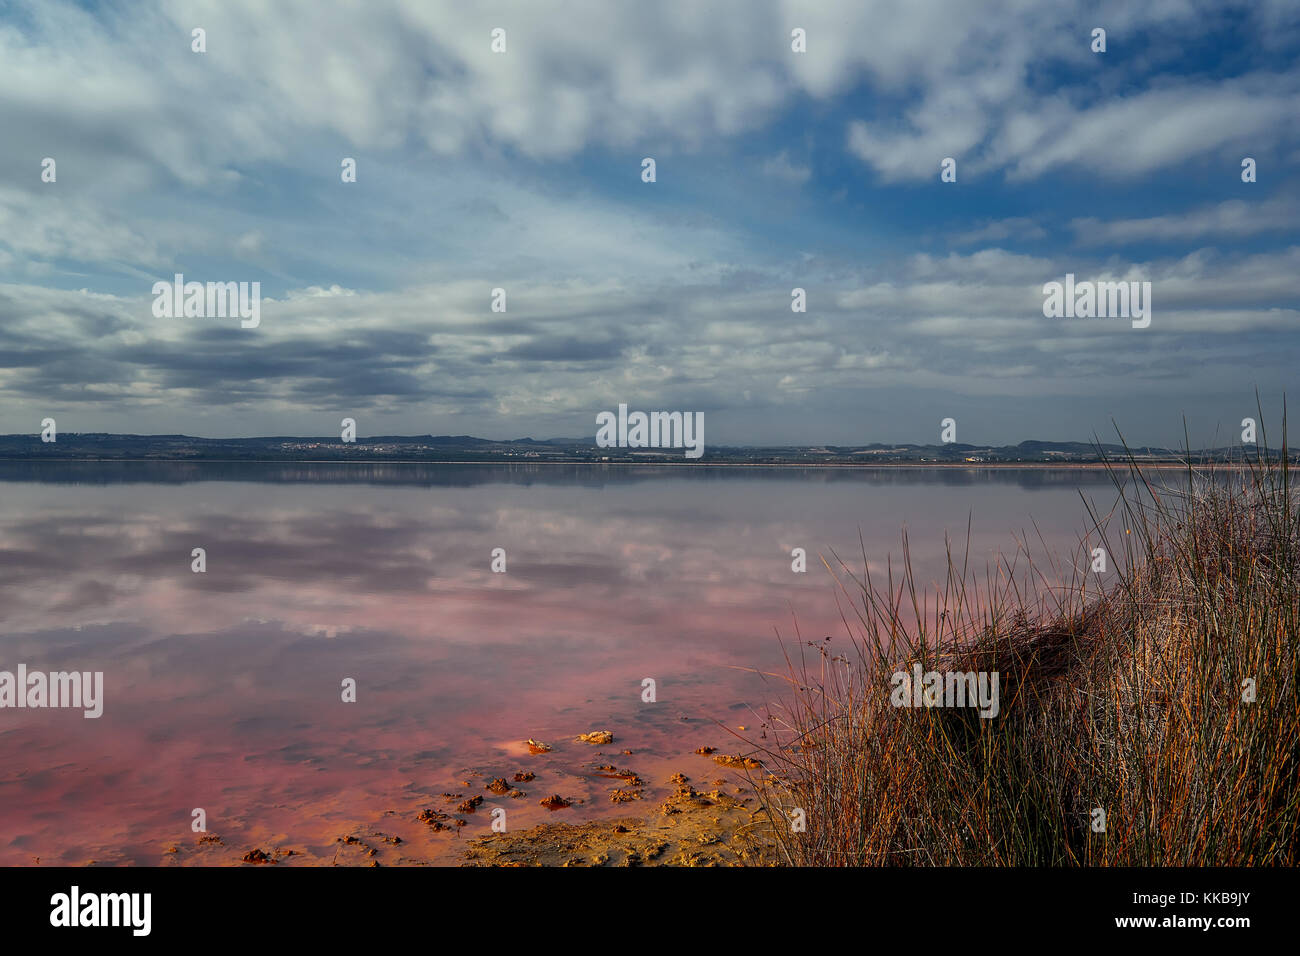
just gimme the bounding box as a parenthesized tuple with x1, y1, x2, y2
(747, 414, 1299, 865)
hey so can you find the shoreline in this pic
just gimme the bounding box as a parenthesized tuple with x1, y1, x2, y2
(0, 458, 1262, 470)
(121, 743, 774, 868)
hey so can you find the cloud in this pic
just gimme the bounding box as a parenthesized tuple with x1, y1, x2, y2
(950, 218, 1048, 246)
(1072, 198, 1300, 245)
(998, 76, 1300, 181)
(6, 0, 1292, 190)
(1, 0, 1298, 444)
(233, 230, 265, 259)
(761, 151, 811, 184)
(0, 187, 162, 272)
(3, 244, 1297, 440)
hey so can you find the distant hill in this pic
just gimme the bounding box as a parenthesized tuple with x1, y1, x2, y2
(0, 432, 1277, 464)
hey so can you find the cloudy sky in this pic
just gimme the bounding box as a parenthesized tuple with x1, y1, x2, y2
(1, 0, 1297, 445)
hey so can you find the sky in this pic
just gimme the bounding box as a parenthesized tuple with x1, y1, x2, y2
(0, 0, 1297, 446)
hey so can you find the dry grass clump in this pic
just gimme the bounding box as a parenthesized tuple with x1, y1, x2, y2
(747, 418, 1300, 866)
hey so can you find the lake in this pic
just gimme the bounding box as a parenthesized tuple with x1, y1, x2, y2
(0, 463, 1131, 865)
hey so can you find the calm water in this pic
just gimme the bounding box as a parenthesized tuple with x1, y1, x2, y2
(0, 463, 1126, 865)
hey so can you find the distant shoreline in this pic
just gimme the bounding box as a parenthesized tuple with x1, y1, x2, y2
(0, 457, 1250, 469)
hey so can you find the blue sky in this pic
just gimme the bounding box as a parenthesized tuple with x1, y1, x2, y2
(1, 0, 1298, 445)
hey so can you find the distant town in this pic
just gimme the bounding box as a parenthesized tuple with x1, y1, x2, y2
(0, 433, 1285, 465)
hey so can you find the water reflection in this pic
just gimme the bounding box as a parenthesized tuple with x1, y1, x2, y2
(0, 464, 1124, 865)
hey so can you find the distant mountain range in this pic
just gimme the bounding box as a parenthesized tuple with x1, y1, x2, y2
(0, 433, 1281, 464)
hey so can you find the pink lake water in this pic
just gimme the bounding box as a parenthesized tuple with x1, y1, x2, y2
(0, 463, 1128, 865)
